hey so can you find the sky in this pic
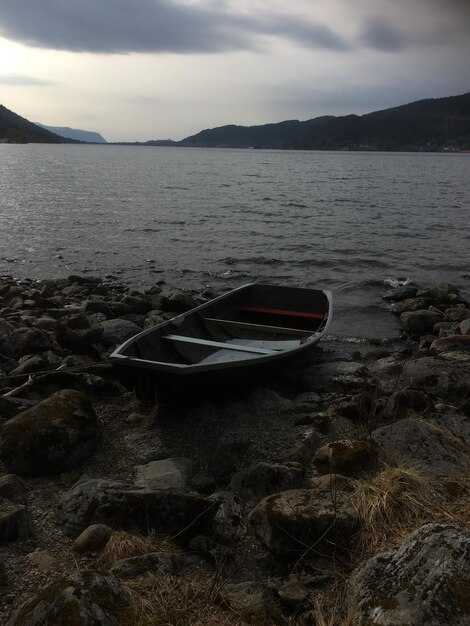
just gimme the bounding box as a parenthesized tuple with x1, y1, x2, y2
(0, 0, 469, 142)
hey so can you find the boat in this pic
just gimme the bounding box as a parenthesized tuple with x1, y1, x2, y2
(110, 283, 332, 401)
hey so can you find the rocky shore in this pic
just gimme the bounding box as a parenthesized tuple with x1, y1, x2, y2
(0, 275, 469, 625)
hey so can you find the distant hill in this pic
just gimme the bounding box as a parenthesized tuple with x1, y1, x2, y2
(0, 105, 67, 143)
(36, 123, 107, 143)
(176, 92, 470, 152)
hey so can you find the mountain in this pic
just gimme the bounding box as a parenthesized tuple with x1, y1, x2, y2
(36, 123, 107, 143)
(177, 92, 470, 152)
(0, 105, 67, 143)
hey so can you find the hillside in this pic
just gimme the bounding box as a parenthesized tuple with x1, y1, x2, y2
(0, 105, 67, 144)
(36, 123, 107, 143)
(177, 92, 470, 151)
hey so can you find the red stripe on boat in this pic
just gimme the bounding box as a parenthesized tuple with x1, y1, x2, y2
(240, 306, 324, 320)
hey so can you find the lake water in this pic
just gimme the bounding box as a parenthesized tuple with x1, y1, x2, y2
(1, 144, 469, 338)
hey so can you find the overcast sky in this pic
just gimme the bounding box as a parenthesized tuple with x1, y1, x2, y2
(0, 0, 468, 141)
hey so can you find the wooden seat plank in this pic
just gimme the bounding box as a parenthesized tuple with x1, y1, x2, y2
(163, 334, 275, 355)
(203, 317, 310, 337)
(240, 305, 324, 320)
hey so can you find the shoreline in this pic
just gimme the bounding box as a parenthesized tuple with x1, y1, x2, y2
(0, 274, 469, 624)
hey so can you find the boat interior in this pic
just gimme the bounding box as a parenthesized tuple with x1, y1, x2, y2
(117, 284, 330, 367)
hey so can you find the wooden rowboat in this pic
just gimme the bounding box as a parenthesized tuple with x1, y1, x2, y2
(110, 283, 332, 401)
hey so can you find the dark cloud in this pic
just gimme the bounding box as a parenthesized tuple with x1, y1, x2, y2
(0, 74, 55, 86)
(360, 17, 408, 51)
(0, 0, 350, 54)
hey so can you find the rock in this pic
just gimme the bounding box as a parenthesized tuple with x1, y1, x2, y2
(245, 388, 293, 412)
(350, 523, 470, 626)
(401, 357, 470, 399)
(0, 497, 33, 540)
(188, 470, 216, 494)
(287, 428, 322, 464)
(0, 474, 27, 504)
(249, 487, 359, 559)
(460, 319, 470, 335)
(56, 478, 216, 539)
(0, 397, 34, 421)
(372, 417, 469, 477)
(6, 570, 133, 626)
(211, 431, 252, 481)
(333, 393, 375, 421)
(144, 310, 167, 329)
(56, 324, 103, 352)
(421, 282, 460, 301)
(124, 432, 169, 464)
(207, 491, 245, 544)
(382, 286, 418, 302)
(443, 305, 470, 323)
(7, 328, 51, 359)
(431, 335, 470, 353)
(135, 457, 192, 491)
(156, 287, 198, 313)
(223, 581, 282, 623)
(390, 297, 433, 314)
(309, 473, 356, 493)
(26, 550, 59, 573)
(370, 355, 404, 378)
(0, 389, 101, 476)
(431, 413, 470, 447)
(73, 524, 113, 553)
(301, 360, 369, 393)
(277, 577, 310, 607)
(385, 388, 432, 417)
(399, 310, 443, 335)
(100, 318, 141, 348)
(8, 355, 47, 377)
(313, 439, 379, 478)
(230, 462, 307, 501)
(110, 552, 175, 580)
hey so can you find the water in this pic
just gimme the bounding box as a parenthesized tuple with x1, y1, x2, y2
(1, 144, 469, 338)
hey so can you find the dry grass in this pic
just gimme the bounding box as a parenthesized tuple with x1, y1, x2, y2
(352, 463, 470, 553)
(124, 572, 268, 626)
(98, 530, 181, 568)
(312, 599, 356, 626)
(353, 464, 435, 551)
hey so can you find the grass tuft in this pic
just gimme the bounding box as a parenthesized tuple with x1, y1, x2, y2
(98, 530, 181, 568)
(124, 572, 255, 626)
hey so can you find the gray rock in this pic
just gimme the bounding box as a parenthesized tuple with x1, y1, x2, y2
(156, 287, 198, 313)
(207, 491, 245, 544)
(313, 439, 379, 478)
(385, 388, 432, 417)
(100, 318, 141, 348)
(443, 305, 470, 322)
(26, 550, 59, 574)
(135, 457, 192, 491)
(249, 487, 359, 559)
(372, 417, 469, 477)
(370, 355, 404, 378)
(287, 427, 322, 464)
(7, 327, 51, 358)
(124, 432, 169, 464)
(56, 478, 216, 539)
(0, 497, 33, 541)
(73, 523, 113, 553)
(0, 474, 27, 504)
(245, 388, 293, 412)
(230, 461, 307, 501)
(0, 389, 101, 476)
(430, 413, 470, 447)
(309, 473, 356, 493)
(421, 282, 460, 302)
(143, 310, 167, 329)
(350, 523, 470, 626)
(390, 297, 433, 314)
(401, 357, 470, 399)
(110, 552, 174, 579)
(120, 295, 152, 314)
(6, 570, 132, 626)
(301, 360, 369, 393)
(460, 319, 470, 335)
(211, 431, 252, 481)
(223, 581, 282, 623)
(382, 286, 418, 302)
(399, 310, 443, 335)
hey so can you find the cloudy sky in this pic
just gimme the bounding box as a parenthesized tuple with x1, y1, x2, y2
(0, 0, 468, 141)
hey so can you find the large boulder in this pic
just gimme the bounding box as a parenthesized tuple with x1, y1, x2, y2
(7, 327, 52, 359)
(99, 318, 141, 348)
(230, 462, 307, 501)
(0, 497, 33, 541)
(0, 390, 101, 476)
(382, 286, 418, 302)
(56, 478, 216, 540)
(400, 357, 470, 399)
(155, 287, 197, 313)
(431, 335, 470, 354)
(249, 486, 359, 560)
(6, 571, 133, 626)
(372, 417, 469, 477)
(313, 439, 379, 478)
(350, 524, 470, 626)
(135, 457, 192, 491)
(399, 310, 443, 335)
